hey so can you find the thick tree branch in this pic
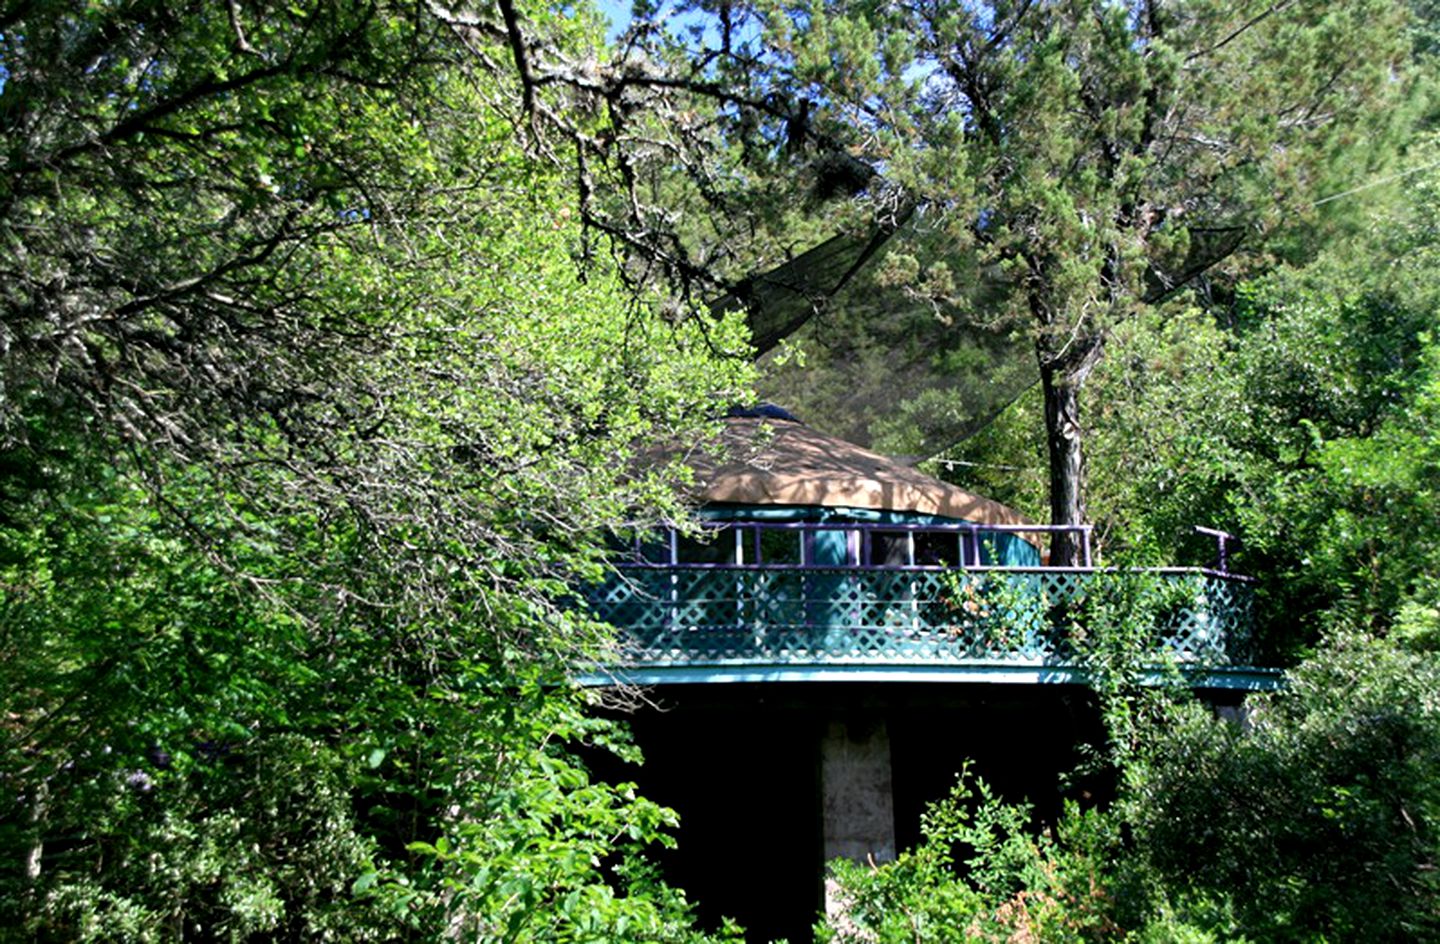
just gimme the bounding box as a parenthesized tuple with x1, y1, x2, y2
(496, 0, 537, 117)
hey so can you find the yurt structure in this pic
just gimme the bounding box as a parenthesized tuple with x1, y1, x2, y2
(582, 406, 1266, 942)
(684, 404, 1043, 566)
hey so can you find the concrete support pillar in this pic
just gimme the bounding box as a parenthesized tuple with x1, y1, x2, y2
(820, 718, 896, 923)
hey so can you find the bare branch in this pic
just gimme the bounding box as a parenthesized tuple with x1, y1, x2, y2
(1185, 0, 1297, 65)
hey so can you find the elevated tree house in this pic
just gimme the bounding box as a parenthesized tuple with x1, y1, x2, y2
(585, 407, 1267, 689)
(580, 407, 1274, 942)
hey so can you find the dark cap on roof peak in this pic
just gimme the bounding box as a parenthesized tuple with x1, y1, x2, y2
(724, 403, 803, 423)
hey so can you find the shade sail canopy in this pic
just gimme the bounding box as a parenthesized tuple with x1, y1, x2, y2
(686, 414, 1033, 529)
(713, 210, 1036, 457)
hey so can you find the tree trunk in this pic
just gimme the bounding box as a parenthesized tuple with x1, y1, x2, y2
(23, 779, 46, 908)
(1039, 337, 1103, 567)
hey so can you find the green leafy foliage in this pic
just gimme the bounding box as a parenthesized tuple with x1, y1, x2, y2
(370, 691, 729, 942)
(817, 771, 1120, 943)
(1126, 634, 1440, 941)
(817, 634, 1440, 943)
(0, 2, 753, 940)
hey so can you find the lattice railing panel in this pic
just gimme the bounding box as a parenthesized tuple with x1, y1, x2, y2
(585, 567, 1255, 668)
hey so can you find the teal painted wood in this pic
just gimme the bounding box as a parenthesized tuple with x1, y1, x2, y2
(572, 663, 1282, 690)
(583, 566, 1263, 680)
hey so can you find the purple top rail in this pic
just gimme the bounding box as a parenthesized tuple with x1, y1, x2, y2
(614, 521, 1245, 578)
(618, 520, 1093, 569)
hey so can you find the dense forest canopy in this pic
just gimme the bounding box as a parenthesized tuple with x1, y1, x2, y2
(1, 0, 1439, 940)
(601, 0, 1419, 562)
(0, 1, 752, 938)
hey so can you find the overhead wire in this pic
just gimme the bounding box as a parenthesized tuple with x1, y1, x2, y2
(1309, 156, 1440, 207)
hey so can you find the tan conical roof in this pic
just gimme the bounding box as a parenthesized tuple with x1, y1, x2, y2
(687, 414, 1033, 528)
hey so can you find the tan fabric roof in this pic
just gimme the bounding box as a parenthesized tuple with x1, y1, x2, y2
(684, 415, 1034, 529)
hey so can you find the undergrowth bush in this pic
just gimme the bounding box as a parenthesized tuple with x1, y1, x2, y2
(816, 631, 1440, 942)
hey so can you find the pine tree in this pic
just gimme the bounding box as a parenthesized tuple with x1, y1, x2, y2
(594, 0, 1419, 561)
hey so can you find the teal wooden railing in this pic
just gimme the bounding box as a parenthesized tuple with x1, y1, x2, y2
(583, 565, 1259, 681)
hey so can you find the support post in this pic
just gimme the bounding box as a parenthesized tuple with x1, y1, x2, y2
(820, 719, 897, 922)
